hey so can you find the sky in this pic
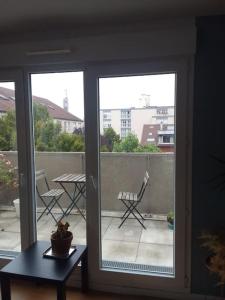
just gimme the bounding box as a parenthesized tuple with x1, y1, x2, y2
(0, 72, 175, 120)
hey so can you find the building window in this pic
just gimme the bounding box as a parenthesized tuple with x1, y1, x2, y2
(121, 119, 131, 128)
(155, 116, 168, 122)
(103, 110, 111, 120)
(163, 136, 170, 143)
(157, 108, 168, 115)
(121, 128, 131, 139)
(167, 125, 174, 130)
(121, 109, 131, 119)
(103, 121, 111, 128)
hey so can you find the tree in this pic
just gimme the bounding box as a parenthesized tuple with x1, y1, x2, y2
(0, 105, 86, 152)
(33, 103, 61, 151)
(113, 133, 139, 152)
(135, 144, 161, 153)
(56, 132, 85, 152)
(102, 127, 120, 151)
(113, 132, 161, 153)
(100, 145, 109, 152)
(0, 110, 17, 150)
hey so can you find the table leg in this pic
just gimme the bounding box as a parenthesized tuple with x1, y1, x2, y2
(56, 283, 66, 300)
(1, 276, 11, 300)
(57, 182, 86, 221)
(81, 248, 88, 292)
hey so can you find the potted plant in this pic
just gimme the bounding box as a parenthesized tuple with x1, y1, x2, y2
(167, 211, 174, 230)
(200, 231, 225, 287)
(51, 221, 73, 256)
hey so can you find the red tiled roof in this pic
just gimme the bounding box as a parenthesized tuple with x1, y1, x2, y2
(141, 124, 160, 145)
(0, 86, 83, 122)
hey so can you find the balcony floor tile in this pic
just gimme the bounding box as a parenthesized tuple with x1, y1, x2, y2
(102, 240, 139, 263)
(103, 224, 142, 243)
(144, 219, 169, 230)
(140, 227, 173, 245)
(136, 243, 173, 267)
(5, 219, 20, 233)
(0, 211, 18, 230)
(0, 231, 20, 251)
(71, 218, 86, 238)
(110, 217, 145, 227)
(101, 217, 113, 236)
(0, 210, 174, 269)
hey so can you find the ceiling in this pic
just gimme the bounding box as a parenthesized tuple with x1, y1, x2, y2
(0, 0, 225, 36)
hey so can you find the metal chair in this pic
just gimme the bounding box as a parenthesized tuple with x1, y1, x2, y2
(36, 170, 65, 223)
(118, 171, 149, 229)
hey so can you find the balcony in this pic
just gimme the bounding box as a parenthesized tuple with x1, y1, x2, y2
(0, 151, 174, 273)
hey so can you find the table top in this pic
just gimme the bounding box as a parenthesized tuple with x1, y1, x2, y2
(52, 173, 86, 183)
(0, 241, 87, 283)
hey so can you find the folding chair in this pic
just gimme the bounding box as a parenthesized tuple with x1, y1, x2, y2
(36, 170, 65, 223)
(118, 171, 149, 229)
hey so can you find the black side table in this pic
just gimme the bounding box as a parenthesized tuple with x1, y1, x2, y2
(0, 241, 88, 300)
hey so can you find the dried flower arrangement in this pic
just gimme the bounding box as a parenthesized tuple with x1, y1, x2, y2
(51, 221, 70, 239)
(200, 231, 225, 286)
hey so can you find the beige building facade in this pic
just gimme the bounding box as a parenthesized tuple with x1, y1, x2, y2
(100, 106, 175, 142)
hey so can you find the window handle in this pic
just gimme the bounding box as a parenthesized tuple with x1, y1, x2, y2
(20, 173, 25, 187)
(90, 175, 97, 190)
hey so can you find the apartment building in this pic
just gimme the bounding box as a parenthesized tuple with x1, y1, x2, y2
(100, 106, 174, 149)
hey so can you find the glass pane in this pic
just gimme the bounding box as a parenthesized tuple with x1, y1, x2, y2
(0, 82, 21, 252)
(31, 72, 86, 245)
(99, 74, 175, 275)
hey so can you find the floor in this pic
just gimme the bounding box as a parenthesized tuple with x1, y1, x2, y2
(8, 280, 156, 300)
(0, 210, 174, 269)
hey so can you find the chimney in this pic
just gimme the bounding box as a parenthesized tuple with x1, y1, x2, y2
(63, 89, 69, 112)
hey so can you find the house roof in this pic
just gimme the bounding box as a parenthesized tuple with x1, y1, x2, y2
(0, 86, 83, 122)
(141, 124, 160, 146)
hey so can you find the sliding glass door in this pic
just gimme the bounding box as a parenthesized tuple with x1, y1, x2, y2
(0, 61, 190, 293)
(85, 59, 190, 290)
(99, 73, 175, 273)
(30, 71, 86, 245)
(0, 70, 33, 256)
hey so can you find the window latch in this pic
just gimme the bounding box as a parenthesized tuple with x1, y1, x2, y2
(90, 175, 97, 190)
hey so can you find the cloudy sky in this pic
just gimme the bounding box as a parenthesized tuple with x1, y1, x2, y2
(0, 72, 175, 120)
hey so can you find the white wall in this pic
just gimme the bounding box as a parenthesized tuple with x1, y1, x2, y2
(99, 110, 104, 134)
(0, 19, 196, 67)
(111, 110, 121, 135)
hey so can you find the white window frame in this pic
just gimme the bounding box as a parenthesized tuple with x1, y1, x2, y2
(85, 58, 192, 294)
(0, 69, 36, 261)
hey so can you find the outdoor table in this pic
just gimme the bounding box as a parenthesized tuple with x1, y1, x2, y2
(0, 240, 88, 300)
(52, 174, 86, 221)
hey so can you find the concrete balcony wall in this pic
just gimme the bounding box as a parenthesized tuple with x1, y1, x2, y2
(100, 153, 174, 214)
(0, 151, 174, 214)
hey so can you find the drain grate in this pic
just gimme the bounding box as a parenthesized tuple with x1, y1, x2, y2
(102, 260, 174, 274)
